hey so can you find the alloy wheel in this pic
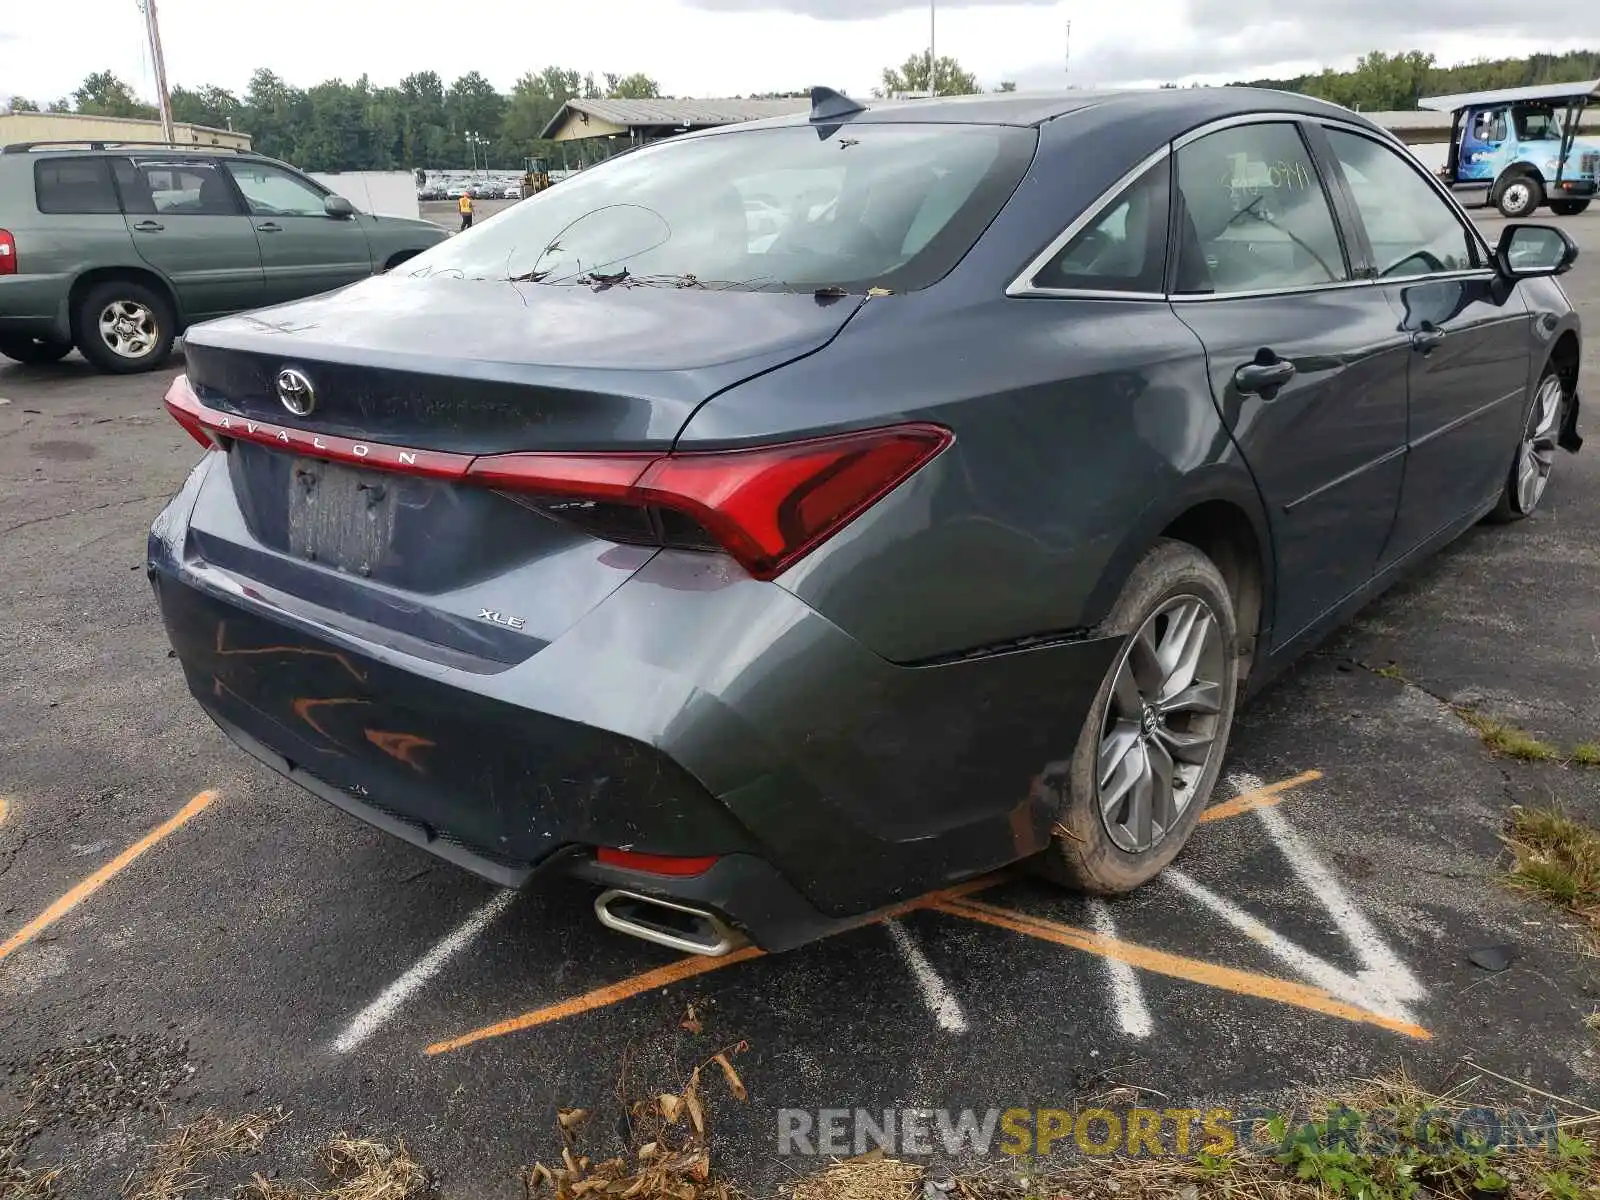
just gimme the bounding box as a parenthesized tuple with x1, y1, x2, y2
(1514, 374, 1564, 514)
(1097, 595, 1227, 854)
(1502, 181, 1532, 214)
(97, 299, 159, 360)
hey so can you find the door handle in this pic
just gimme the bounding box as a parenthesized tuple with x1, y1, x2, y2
(1234, 353, 1297, 395)
(131, 220, 164, 232)
(256, 222, 283, 233)
(1411, 323, 1446, 353)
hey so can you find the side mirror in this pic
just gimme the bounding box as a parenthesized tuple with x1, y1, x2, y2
(324, 194, 355, 219)
(1495, 224, 1579, 278)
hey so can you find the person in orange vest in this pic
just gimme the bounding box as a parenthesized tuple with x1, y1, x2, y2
(457, 191, 474, 231)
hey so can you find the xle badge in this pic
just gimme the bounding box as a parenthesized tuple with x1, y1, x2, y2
(479, 608, 527, 631)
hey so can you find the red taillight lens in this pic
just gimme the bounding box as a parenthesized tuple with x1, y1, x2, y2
(634, 428, 952, 578)
(467, 425, 952, 579)
(596, 847, 720, 876)
(0, 229, 16, 276)
(161, 372, 952, 579)
(163, 374, 217, 449)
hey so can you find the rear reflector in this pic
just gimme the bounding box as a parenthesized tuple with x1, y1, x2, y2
(163, 374, 952, 579)
(596, 848, 721, 877)
(0, 230, 16, 276)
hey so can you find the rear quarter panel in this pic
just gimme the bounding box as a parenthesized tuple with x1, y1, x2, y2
(677, 289, 1259, 664)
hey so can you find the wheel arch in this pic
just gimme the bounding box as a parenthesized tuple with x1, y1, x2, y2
(68, 266, 184, 339)
(1497, 162, 1547, 187)
(1084, 468, 1274, 683)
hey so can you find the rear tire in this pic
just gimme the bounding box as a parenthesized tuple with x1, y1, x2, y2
(0, 334, 72, 365)
(73, 279, 175, 374)
(1487, 366, 1566, 523)
(1495, 174, 1544, 219)
(1033, 539, 1239, 894)
(1550, 199, 1591, 217)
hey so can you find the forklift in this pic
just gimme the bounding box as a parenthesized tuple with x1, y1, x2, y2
(1419, 78, 1600, 218)
(520, 156, 552, 200)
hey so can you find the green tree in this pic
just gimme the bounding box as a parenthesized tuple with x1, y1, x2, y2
(242, 68, 310, 162)
(995, 80, 1018, 92)
(446, 71, 507, 166)
(6, 97, 40, 112)
(170, 84, 242, 130)
(72, 70, 157, 118)
(604, 72, 660, 99)
(46, 98, 72, 113)
(874, 53, 980, 97)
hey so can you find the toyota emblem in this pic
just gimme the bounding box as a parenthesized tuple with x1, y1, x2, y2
(276, 368, 316, 416)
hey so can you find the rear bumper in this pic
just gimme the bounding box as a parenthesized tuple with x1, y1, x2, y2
(149, 464, 1118, 950)
(0, 276, 73, 342)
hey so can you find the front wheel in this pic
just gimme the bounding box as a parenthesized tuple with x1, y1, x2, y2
(1495, 174, 1544, 219)
(1487, 368, 1566, 523)
(0, 334, 73, 365)
(1034, 539, 1239, 894)
(1550, 199, 1591, 217)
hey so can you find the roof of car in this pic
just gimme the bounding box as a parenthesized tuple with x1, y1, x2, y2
(0, 140, 266, 157)
(682, 86, 1377, 136)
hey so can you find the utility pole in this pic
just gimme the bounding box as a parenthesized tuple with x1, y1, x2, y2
(928, 0, 936, 97)
(1065, 19, 1072, 85)
(139, 0, 175, 143)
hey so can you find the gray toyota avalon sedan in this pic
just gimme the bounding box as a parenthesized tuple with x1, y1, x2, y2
(149, 86, 1583, 955)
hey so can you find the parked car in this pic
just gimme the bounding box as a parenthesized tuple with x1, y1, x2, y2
(0, 143, 448, 373)
(150, 87, 1583, 955)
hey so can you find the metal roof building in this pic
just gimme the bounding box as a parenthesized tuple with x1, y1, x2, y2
(539, 97, 811, 143)
(0, 110, 250, 150)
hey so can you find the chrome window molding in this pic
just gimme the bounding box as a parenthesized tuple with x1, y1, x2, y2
(1004, 144, 1171, 299)
(1006, 109, 1500, 302)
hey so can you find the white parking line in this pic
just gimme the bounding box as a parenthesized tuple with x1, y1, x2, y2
(332, 890, 516, 1054)
(1086, 900, 1153, 1038)
(1255, 804, 1426, 1007)
(885, 918, 968, 1034)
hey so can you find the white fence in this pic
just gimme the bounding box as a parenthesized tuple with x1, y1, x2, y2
(309, 171, 421, 220)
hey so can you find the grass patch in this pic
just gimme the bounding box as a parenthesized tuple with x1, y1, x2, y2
(1569, 743, 1600, 768)
(1456, 710, 1561, 762)
(1505, 806, 1600, 939)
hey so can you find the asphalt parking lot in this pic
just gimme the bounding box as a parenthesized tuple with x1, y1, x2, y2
(3, 209, 1599, 1198)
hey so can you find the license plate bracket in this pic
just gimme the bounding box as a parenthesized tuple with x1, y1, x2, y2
(286, 460, 398, 576)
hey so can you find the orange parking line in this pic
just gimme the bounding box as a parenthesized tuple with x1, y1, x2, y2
(933, 895, 1429, 1040)
(0, 796, 10, 827)
(425, 946, 767, 1054)
(1200, 769, 1322, 822)
(0, 790, 218, 965)
(422, 772, 1325, 1053)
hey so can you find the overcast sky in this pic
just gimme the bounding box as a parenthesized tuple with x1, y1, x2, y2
(4, 0, 1600, 106)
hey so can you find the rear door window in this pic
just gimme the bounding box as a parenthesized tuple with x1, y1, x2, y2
(112, 158, 239, 216)
(1173, 122, 1349, 295)
(34, 158, 120, 214)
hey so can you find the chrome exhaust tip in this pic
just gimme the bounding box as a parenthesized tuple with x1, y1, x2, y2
(594, 889, 749, 957)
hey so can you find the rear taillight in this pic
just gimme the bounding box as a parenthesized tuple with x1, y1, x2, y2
(162, 374, 952, 579)
(470, 426, 951, 578)
(0, 230, 16, 276)
(596, 847, 720, 876)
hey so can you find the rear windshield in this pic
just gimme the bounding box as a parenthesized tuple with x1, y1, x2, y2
(403, 123, 1037, 293)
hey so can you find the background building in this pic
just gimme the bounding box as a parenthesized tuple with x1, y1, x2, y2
(0, 110, 250, 150)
